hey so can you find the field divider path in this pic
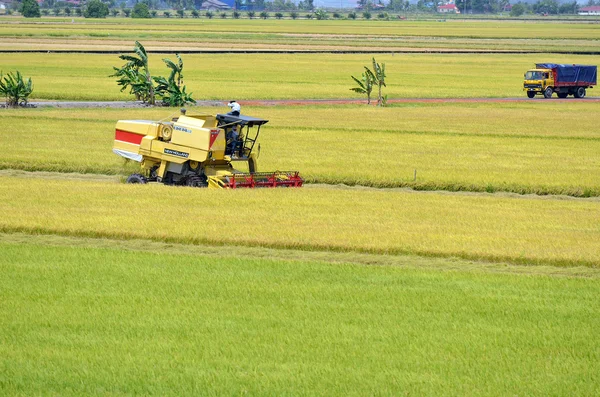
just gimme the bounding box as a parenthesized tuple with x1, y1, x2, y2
(22, 97, 600, 108)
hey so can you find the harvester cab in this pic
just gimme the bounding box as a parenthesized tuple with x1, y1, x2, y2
(216, 113, 266, 169)
(113, 110, 303, 189)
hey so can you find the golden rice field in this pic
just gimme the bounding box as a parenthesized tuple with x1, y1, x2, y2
(2, 16, 600, 52)
(2, 52, 600, 100)
(7, 17, 600, 38)
(1, 174, 598, 267)
(1, 104, 599, 196)
(2, 17, 600, 395)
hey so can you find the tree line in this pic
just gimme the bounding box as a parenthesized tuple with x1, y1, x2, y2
(13, 0, 594, 18)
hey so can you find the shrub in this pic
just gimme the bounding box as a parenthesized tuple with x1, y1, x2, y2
(111, 9, 120, 16)
(233, 10, 240, 18)
(510, 3, 525, 16)
(205, 11, 213, 18)
(84, 0, 109, 18)
(275, 12, 284, 19)
(53, 7, 61, 16)
(260, 11, 269, 19)
(220, 12, 227, 18)
(314, 8, 327, 19)
(289, 11, 298, 19)
(150, 10, 157, 17)
(347, 11, 356, 19)
(123, 8, 131, 17)
(176, 9, 184, 17)
(21, 0, 41, 17)
(363, 11, 371, 19)
(305, 13, 313, 18)
(0, 71, 34, 107)
(132, 3, 151, 18)
(377, 12, 388, 19)
(163, 11, 171, 17)
(247, 10, 255, 18)
(64, 7, 72, 16)
(332, 12, 341, 18)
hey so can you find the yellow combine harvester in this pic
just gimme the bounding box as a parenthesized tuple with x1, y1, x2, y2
(113, 110, 303, 188)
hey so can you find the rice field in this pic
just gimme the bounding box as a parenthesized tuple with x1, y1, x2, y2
(2, 17, 600, 395)
(1, 104, 599, 196)
(1, 239, 598, 396)
(1, 18, 600, 52)
(2, 52, 600, 100)
(1, 175, 599, 266)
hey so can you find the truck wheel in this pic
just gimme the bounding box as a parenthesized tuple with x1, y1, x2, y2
(557, 92, 568, 99)
(527, 91, 535, 99)
(543, 87, 553, 99)
(574, 87, 586, 98)
(126, 174, 148, 184)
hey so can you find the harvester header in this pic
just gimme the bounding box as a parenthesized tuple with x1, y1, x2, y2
(113, 110, 303, 189)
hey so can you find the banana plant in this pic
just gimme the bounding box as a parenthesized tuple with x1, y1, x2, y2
(110, 41, 155, 104)
(371, 57, 386, 106)
(350, 69, 375, 105)
(0, 71, 33, 107)
(162, 54, 184, 88)
(154, 54, 195, 107)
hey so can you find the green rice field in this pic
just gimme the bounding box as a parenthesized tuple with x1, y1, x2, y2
(1, 16, 600, 395)
(1, 238, 598, 395)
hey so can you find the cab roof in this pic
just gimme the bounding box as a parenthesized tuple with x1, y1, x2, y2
(216, 114, 269, 127)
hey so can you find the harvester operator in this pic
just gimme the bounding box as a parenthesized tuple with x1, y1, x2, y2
(227, 100, 241, 116)
(226, 126, 240, 156)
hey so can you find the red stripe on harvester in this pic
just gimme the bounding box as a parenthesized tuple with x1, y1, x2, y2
(115, 129, 144, 145)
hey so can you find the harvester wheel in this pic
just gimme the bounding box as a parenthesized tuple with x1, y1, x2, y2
(574, 87, 586, 98)
(526, 91, 535, 99)
(126, 174, 148, 184)
(186, 175, 207, 187)
(543, 87, 553, 99)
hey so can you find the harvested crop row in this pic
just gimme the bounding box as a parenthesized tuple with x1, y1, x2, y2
(1, 175, 598, 266)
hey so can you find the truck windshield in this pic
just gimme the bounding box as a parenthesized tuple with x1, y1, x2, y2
(525, 71, 544, 80)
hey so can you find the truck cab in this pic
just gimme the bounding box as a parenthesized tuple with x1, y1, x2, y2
(524, 68, 554, 98)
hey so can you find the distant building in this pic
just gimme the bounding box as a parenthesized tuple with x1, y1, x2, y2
(437, 3, 460, 13)
(578, 6, 600, 15)
(200, 0, 231, 10)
